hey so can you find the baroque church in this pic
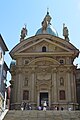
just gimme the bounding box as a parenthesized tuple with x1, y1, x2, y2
(10, 11, 79, 110)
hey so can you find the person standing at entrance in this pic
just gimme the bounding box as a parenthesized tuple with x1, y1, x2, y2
(43, 101, 47, 111)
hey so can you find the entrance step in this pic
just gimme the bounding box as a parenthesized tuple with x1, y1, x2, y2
(3, 110, 80, 120)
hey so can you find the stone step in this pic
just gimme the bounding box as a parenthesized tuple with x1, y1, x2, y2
(3, 110, 80, 120)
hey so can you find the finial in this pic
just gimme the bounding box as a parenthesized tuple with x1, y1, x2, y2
(24, 24, 27, 29)
(45, 8, 51, 25)
(47, 7, 49, 15)
(20, 24, 27, 41)
(63, 23, 65, 28)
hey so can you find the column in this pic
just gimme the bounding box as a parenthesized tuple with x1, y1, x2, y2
(52, 68, 57, 103)
(17, 69, 22, 103)
(48, 90, 51, 107)
(73, 73, 77, 102)
(14, 72, 18, 102)
(37, 91, 39, 107)
(67, 68, 71, 102)
(71, 72, 75, 102)
(31, 70, 35, 102)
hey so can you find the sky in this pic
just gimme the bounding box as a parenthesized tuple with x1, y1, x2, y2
(0, 0, 80, 81)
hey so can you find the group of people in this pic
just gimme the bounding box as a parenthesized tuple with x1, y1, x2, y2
(38, 101, 47, 111)
(21, 101, 72, 111)
(54, 106, 72, 111)
(54, 106, 64, 111)
(21, 101, 48, 111)
(21, 102, 32, 111)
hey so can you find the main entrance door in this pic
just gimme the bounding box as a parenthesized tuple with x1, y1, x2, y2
(39, 92, 48, 106)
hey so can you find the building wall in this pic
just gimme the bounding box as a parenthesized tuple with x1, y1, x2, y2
(0, 46, 4, 109)
(10, 35, 79, 110)
(0, 35, 9, 110)
(0, 46, 4, 90)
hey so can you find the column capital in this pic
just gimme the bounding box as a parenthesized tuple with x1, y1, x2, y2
(16, 68, 22, 74)
(52, 68, 57, 73)
(11, 71, 16, 76)
(66, 67, 71, 73)
(31, 68, 35, 73)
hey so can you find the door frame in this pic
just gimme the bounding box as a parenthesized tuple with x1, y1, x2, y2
(37, 90, 50, 107)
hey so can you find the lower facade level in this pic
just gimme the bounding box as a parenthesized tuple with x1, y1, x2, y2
(10, 90, 78, 110)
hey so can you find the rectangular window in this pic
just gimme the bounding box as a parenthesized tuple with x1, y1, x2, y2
(42, 46, 46, 52)
(23, 90, 29, 100)
(60, 59, 64, 64)
(59, 90, 65, 100)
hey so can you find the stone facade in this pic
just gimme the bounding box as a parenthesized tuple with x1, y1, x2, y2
(10, 12, 79, 110)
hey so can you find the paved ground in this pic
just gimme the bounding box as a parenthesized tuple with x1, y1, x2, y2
(3, 110, 80, 120)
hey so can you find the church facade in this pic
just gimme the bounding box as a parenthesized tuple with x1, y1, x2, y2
(10, 12, 79, 110)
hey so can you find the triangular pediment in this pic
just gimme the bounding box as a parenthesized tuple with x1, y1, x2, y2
(17, 38, 71, 53)
(10, 35, 79, 58)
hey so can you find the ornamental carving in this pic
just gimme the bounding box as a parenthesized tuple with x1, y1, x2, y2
(16, 68, 22, 74)
(66, 67, 72, 73)
(36, 73, 51, 81)
(36, 80, 51, 91)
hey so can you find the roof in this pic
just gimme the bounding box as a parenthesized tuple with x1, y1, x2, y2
(36, 24, 58, 36)
(0, 34, 8, 52)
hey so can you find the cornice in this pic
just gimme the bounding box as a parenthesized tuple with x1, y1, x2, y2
(11, 53, 79, 61)
(14, 51, 74, 57)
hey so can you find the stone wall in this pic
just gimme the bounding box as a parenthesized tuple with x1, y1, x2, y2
(3, 110, 80, 120)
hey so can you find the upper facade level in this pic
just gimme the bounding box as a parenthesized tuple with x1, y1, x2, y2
(10, 11, 79, 61)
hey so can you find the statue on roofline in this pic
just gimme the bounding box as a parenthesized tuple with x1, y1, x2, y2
(41, 9, 52, 33)
(41, 18, 48, 31)
(63, 23, 69, 41)
(20, 25, 27, 41)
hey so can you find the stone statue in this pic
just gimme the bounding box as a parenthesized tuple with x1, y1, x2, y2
(42, 18, 48, 31)
(63, 24, 69, 41)
(20, 25, 27, 40)
(41, 11, 51, 32)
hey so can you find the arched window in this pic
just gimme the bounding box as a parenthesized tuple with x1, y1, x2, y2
(42, 46, 46, 52)
(59, 90, 65, 100)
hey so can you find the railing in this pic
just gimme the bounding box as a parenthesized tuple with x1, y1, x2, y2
(0, 107, 4, 113)
(0, 109, 8, 120)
